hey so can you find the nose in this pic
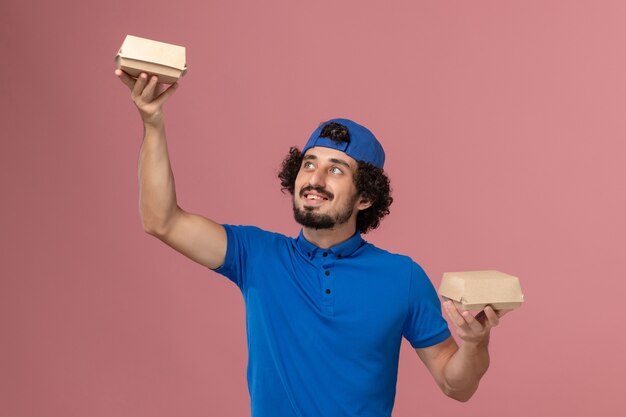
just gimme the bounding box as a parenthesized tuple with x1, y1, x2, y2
(308, 167, 326, 187)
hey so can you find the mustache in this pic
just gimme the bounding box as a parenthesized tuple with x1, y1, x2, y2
(300, 185, 334, 200)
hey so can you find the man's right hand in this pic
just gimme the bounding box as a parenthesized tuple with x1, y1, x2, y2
(115, 70, 178, 126)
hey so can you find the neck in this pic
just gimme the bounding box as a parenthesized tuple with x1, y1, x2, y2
(302, 221, 358, 249)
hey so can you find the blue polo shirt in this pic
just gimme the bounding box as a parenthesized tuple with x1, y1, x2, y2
(214, 225, 450, 417)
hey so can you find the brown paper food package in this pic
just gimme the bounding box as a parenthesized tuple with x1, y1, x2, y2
(115, 35, 187, 84)
(438, 270, 524, 311)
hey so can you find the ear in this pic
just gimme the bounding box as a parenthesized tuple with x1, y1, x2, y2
(357, 197, 373, 211)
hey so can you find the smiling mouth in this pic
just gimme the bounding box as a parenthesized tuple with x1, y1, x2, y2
(303, 193, 329, 202)
(300, 186, 333, 203)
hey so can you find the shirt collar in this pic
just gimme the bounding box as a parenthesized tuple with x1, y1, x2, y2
(296, 229, 365, 259)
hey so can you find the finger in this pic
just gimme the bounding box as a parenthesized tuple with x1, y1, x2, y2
(115, 69, 136, 90)
(131, 73, 149, 97)
(495, 308, 512, 319)
(154, 82, 165, 97)
(153, 82, 179, 106)
(141, 75, 159, 100)
(443, 301, 468, 329)
(483, 306, 500, 327)
(461, 310, 484, 333)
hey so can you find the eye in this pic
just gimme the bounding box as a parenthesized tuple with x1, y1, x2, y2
(303, 161, 314, 169)
(330, 167, 343, 174)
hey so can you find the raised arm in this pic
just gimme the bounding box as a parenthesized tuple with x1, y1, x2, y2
(115, 70, 226, 269)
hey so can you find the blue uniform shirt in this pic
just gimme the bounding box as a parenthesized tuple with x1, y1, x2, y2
(215, 225, 450, 417)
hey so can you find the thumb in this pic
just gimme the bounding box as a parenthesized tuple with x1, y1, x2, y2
(153, 82, 179, 106)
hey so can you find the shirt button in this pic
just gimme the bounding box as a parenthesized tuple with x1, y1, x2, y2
(337, 255, 342, 259)
(325, 271, 330, 276)
(325, 289, 331, 294)
(323, 252, 328, 257)
(307, 252, 311, 257)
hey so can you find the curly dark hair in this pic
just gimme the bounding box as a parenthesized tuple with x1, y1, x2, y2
(278, 146, 393, 234)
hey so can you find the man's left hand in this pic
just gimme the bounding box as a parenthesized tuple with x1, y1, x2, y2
(442, 301, 509, 346)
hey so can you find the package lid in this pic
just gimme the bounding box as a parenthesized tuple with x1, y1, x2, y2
(117, 35, 186, 71)
(438, 270, 524, 307)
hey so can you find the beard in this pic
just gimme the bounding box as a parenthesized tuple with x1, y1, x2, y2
(293, 204, 354, 229)
(293, 186, 357, 230)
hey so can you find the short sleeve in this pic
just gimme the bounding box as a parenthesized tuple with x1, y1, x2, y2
(213, 224, 267, 290)
(402, 262, 451, 348)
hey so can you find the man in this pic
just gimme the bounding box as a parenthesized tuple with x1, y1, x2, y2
(115, 70, 507, 417)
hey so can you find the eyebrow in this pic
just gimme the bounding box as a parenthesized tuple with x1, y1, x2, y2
(303, 154, 352, 169)
(330, 158, 351, 168)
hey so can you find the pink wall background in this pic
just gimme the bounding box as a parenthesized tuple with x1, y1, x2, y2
(2, 0, 625, 416)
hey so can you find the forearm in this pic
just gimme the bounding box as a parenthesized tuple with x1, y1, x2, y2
(442, 339, 490, 402)
(138, 116, 179, 233)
